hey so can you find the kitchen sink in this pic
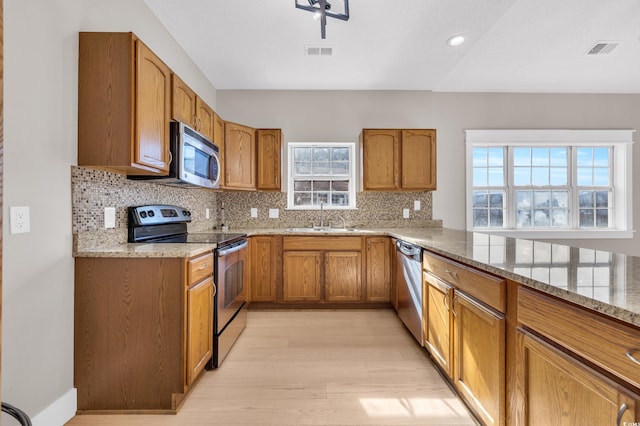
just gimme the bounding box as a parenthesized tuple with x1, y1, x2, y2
(285, 227, 358, 233)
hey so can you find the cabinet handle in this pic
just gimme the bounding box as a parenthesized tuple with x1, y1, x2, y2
(451, 295, 459, 317)
(444, 269, 459, 280)
(616, 403, 628, 426)
(625, 351, 640, 365)
(442, 289, 449, 311)
(197, 264, 210, 271)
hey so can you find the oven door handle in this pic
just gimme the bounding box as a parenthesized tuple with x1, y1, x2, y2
(217, 240, 248, 257)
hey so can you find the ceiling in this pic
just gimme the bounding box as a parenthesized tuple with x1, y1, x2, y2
(144, 0, 640, 93)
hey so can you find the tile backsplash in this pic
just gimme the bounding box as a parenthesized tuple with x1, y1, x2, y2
(72, 166, 440, 248)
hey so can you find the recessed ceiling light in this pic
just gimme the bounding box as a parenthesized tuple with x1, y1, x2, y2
(447, 35, 467, 47)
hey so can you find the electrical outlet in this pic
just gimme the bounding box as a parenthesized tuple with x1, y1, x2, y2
(251, 208, 258, 218)
(414, 200, 421, 211)
(104, 207, 116, 229)
(10, 206, 31, 234)
(206, 208, 210, 219)
(269, 208, 279, 219)
(403, 208, 410, 219)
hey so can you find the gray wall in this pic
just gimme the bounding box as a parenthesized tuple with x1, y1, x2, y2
(3, 0, 217, 423)
(218, 90, 640, 255)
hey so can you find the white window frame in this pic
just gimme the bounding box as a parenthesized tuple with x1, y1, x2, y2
(287, 142, 357, 210)
(465, 129, 634, 239)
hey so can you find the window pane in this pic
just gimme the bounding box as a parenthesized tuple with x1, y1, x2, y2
(579, 191, 594, 207)
(331, 162, 349, 175)
(488, 168, 504, 186)
(580, 209, 594, 227)
(313, 147, 330, 161)
(552, 209, 569, 227)
(313, 161, 330, 174)
(595, 191, 609, 208)
(313, 193, 329, 204)
(294, 162, 312, 175)
(473, 168, 488, 187)
(473, 209, 488, 227)
(331, 180, 349, 191)
(490, 209, 503, 227)
(313, 181, 330, 191)
(473, 192, 488, 207)
(550, 148, 567, 166)
(531, 168, 549, 186)
(294, 147, 311, 161)
(488, 148, 503, 166)
(593, 148, 609, 167)
(332, 194, 349, 206)
(331, 147, 349, 161)
(294, 193, 312, 206)
(514, 148, 530, 166)
(534, 209, 550, 226)
(577, 168, 592, 186)
(516, 191, 532, 209)
(534, 191, 550, 208)
(552, 191, 569, 208)
(473, 148, 487, 167)
(514, 167, 530, 186)
(489, 192, 504, 208)
(550, 167, 567, 185)
(516, 210, 532, 227)
(577, 148, 593, 166)
(593, 168, 609, 186)
(596, 209, 609, 227)
(294, 180, 311, 191)
(531, 148, 549, 166)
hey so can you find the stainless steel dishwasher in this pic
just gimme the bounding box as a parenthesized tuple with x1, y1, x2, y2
(395, 240, 423, 345)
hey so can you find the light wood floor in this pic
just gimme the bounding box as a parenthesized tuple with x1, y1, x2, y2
(66, 309, 477, 425)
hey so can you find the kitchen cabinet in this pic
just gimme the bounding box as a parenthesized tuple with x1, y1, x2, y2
(256, 129, 282, 190)
(365, 237, 392, 302)
(516, 287, 640, 425)
(360, 129, 436, 191)
(74, 252, 214, 412)
(185, 253, 214, 386)
(224, 121, 256, 190)
(423, 250, 506, 426)
(249, 236, 282, 302)
(78, 32, 171, 175)
(171, 74, 215, 141)
(282, 236, 363, 304)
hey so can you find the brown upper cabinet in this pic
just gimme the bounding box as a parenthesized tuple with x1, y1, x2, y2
(257, 129, 283, 191)
(224, 121, 256, 190)
(361, 129, 436, 191)
(171, 74, 215, 142)
(78, 32, 171, 175)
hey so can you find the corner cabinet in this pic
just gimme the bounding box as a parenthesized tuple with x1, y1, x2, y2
(361, 129, 436, 191)
(256, 129, 282, 191)
(78, 32, 171, 175)
(74, 252, 214, 412)
(224, 121, 256, 190)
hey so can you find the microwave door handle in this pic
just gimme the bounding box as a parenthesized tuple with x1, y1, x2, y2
(217, 240, 248, 257)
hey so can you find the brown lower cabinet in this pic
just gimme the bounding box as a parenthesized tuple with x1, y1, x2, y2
(249, 236, 282, 302)
(74, 252, 214, 412)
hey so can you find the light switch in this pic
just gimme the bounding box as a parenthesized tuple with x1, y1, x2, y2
(414, 200, 421, 211)
(104, 207, 116, 229)
(403, 208, 410, 219)
(269, 208, 279, 219)
(206, 208, 210, 219)
(251, 208, 258, 218)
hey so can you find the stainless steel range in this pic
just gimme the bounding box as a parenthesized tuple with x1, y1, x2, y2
(128, 204, 248, 369)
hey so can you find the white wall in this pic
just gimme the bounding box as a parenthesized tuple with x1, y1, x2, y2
(218, 90, 640, 255)
(3, 0, 217, 423)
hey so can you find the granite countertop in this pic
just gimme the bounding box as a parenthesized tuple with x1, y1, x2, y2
(75, 226, 640, 327)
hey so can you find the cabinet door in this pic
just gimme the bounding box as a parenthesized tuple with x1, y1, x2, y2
(214, 113, 225, 185)
(171, 74, 196, 127)
(283, 251, 322, 302)
(362, 129, 400, 190)
(257, 129, 282, 190)
(224, 122, 256, 190)
(186, 277, 214, 386)
(325, 251, 362, 302)
(453, 291, 505, 426)
(517, 329, 640, 426)
(366, 237, 391, 302)
(250, 236, 282, 302)
(195, 97, 215, 141)
(135, 40, 171, 173)
(401, 129, 436, 190)
(424, 271, 452, 377)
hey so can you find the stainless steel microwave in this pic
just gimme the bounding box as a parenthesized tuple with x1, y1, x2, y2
(129, 121, 221, 189)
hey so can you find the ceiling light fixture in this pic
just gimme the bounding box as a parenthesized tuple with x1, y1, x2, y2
(296, 0, 349, 39)
(446, 35, 467, 47)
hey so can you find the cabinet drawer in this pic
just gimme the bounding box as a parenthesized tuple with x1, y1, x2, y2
(423, 250, 506, 312)
(187, 252, 214, 285)
(283, 236, 362, 251)
(518, 287, 640, 389)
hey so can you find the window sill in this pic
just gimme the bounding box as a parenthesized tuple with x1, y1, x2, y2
(472, 229, 635, 240)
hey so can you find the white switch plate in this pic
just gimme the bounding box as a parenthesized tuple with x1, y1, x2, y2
(403, 208, 410, 219)
(10, 206, 31, 234)
(414, 200, 421, 211)
(251, 208, 258, 218)
(104, 207, 116, 229)
(269, 208, 279, 219)
(206, 208, 210, 219)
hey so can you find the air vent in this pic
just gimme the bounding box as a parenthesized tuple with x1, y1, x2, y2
(587, 41, 619, 55)
(305, 45, 333, 57)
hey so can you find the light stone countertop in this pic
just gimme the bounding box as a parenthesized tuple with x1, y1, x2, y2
(75, 226, 640, 327)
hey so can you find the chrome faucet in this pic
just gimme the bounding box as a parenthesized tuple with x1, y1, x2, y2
(337, 215, 347, 229)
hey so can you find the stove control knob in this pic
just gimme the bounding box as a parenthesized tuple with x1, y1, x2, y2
(148, 210, 155, 217)
(183, 210, 191, 216)
(140, 211, 147, 218)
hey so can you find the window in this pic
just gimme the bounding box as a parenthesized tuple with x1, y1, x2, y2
(287, 142, 356, 210)
(466, 130, 634, 238)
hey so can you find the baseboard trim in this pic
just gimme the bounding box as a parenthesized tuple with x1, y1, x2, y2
(31, 388, 76, 426)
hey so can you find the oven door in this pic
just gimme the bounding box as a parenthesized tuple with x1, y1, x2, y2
(215, 239, 248, 333)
